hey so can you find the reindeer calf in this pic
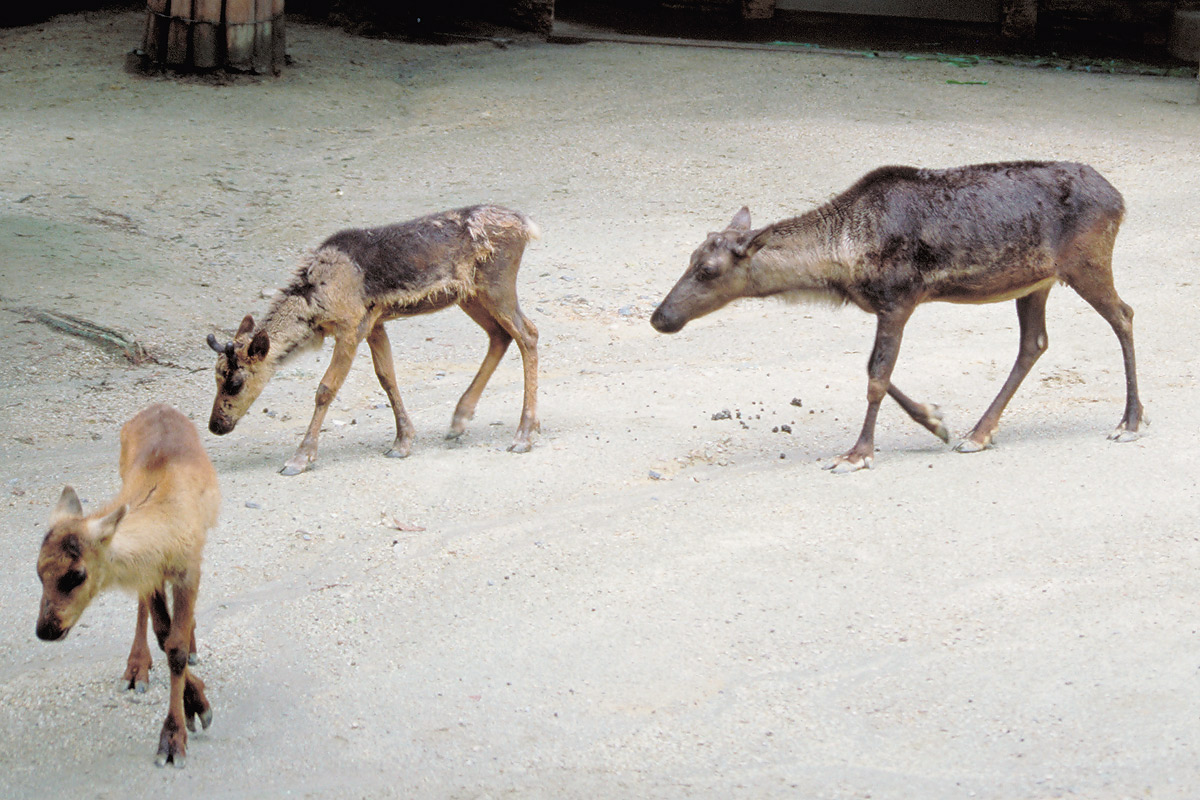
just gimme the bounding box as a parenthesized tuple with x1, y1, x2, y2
(36, 404, 220, 766)
(652, 161, 1145, 472)
(207, 205, 540, 475)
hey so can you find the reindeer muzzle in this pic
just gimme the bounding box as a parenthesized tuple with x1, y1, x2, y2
(36, 616, 68, 641)
(650, 306, 686, 334)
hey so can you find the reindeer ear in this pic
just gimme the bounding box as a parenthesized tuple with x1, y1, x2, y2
(247, 329, 270, 361)
(50, 486, 83, 524)
(89, 505, 127, 546)
(731, 230, 765, 259)
(236, 315, 256, 337)
(729, 207, 752, 231)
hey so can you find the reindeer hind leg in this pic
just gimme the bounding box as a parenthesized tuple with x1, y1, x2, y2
(504, 305, 539, 452)
(462, 242, 539, 452)
(957, 285, 1051, 452)
(888, 384, 950, 443)
(149, 585, 171, 651)
(1064, 251, 1144, 440)
(448, 296, 513, 441)
(366, 322, 417, 458)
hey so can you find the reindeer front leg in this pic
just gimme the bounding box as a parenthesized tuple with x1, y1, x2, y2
(281, 336, 360, 475)
(155, 581, 211, 768)
(827, 306, 913, 474)
(123, 595, 153, 693)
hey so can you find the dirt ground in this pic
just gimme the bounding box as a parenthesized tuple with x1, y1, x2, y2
(2, 9, 1199, 799)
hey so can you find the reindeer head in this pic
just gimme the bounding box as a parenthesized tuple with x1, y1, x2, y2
(651, 207, 765, 334)
(36, 487, 124, 641)
(207, 314, 272, 435)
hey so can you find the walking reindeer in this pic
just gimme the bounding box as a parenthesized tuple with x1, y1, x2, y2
(36, 404, 220, 766)
(652, 161, 1145, 472)
(207, 205, 540, 475)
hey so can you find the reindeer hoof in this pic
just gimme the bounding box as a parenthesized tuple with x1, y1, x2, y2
(155, 751, 186, 769)
(187, 653, 198, 666)
(200, 708, 213, 730)
(279, 462, 309, 476)
(445, 429, 466, 442)
(135, 680, 149, 694)
(954, 437, 989, 453)
(825, 455, 870, 474)
(507, 440, 532, 454)
(1108, 428, 1141, 443)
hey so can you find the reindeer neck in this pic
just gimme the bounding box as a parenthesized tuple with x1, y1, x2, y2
(748, 207, 851, 301)
(94, 499, 195, 594)
(261, 293, 323, 367)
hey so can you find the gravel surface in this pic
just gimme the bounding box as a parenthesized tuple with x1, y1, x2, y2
(1, 9, 1199, 799)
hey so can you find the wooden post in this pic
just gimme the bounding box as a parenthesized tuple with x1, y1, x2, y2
(225, 0, 255, 71)
(165, 0, 191, 67)
(139, 0, 283, 73)
(271, 0, 286, 74)
(193, 0, 223, 70)
(142, 0, 169, 64)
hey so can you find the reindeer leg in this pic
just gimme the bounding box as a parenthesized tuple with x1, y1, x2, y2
(123, 595, 153, 693)
(957, 286, 1051, 453)
(156, 580, 210, 768)
(888, 384, 950, 443)
(827, 306, 913, 473)
(483, 297, 539, 453)
(448, 297, 513, 442)
(149, 585, 171, 651)
(366, 322, 417, 458)
(281, 335, 360, 475)
(1067, 275, 1144, 442)
(505, 307, 540, 453)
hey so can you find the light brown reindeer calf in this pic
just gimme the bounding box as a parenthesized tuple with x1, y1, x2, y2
(207, 205, 540, 475)
(36, 404, 220, 766)
(651, 161, 1145, 472)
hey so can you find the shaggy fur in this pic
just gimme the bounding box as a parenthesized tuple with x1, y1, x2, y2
(651, 161, 1143, 472)
(208, 204, 541, 475)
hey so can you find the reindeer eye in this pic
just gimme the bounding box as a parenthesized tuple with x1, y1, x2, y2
(226, 375, 245, 395)
(57, 569, 86, 594)
(696, 264, 720, 281)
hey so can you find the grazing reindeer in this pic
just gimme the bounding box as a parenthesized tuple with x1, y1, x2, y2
(36, 404, 220, 766)
(651, 161, 1144, 472)
(207, 205, 541, 475)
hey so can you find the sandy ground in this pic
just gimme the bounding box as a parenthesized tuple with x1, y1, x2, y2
(2, 9, 1199, 798)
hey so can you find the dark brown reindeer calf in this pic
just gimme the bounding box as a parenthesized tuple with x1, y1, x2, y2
(207, 205, 540, 475)
(36, 404, 220, 766)
(651, 161, 1145, 472)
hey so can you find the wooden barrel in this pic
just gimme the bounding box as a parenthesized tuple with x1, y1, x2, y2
(141, 0, 286, 74)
